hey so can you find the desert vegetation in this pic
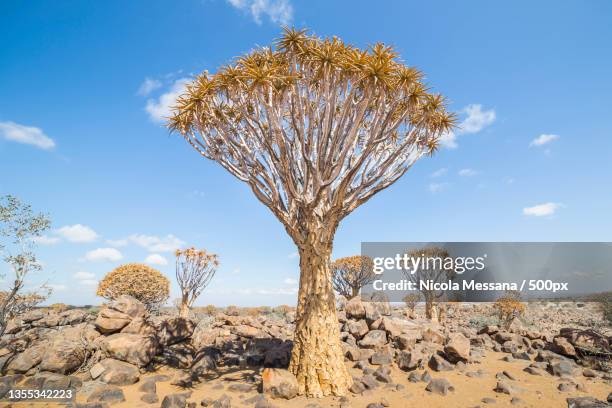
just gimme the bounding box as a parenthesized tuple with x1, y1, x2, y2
(175, 247, 219, 318)
(332, 255, 375, 299)
(169, 27, 455, 397)
(96, 263, 170, 309)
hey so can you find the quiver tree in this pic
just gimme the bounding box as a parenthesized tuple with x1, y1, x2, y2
(402, 246, 456, 320)
(331, 255, 374, 299)
(0, 195, 51, 337)
(169, 27, 455, 397)
(175, 247, 219, 318)
(97, 263, 170, 309)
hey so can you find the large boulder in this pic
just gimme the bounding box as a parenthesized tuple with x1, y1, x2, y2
(345, 297, 366, 319)
(262, 368, 298, 400)
(100, 333, 159, 367)
(154, 317, 196, 346)
(39, 338, 86, 374)
(91, 358, 140, 385)
(346, 320, 369, 339)
(445, 332, 471, 363)
(358, 330, 387, 348)
(5, 342, 46, 373)
(94, 295, 146, 334)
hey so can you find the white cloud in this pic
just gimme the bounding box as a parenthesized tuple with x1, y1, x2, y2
(428, 182, 449, 193)
(523, 202, 562, 217)
(33, 235, 60, 245)
(226, 0, 293, 25)
(0, 121, 56, 150)
(145, 78, 190, 123)
(84, 248, 123, 262)
(460, 104, 496, 134)
(73, 271, 95, 280)
(283, 277, 298, 285)
(430, 168, 448, 178)
(128, 234, 185, 252)
(57, 224, 99, 243)
(458, 168, 478, 177)
(145, 253, 169, 266)
(440, 104, 496, 149)
(137, 77, 162, 96)
(530, 134, 559, 147)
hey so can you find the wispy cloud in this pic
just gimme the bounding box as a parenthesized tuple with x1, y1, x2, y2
(145, 253, 169, 266)
(430, 168, 448, 178)
(0, 121, 56, 150)
(428, 182, 449, 193)
(84, 247, 123, 262)
(33, 235, 61, 245)
(440, 104, 496, 149)
(73, 271, 95, 280)
(57, 224, 99, 243)
(137, 77, 163, 96)
(529, 134, 559, 147)
(458, 168, 478, 177)
(523, 202, 562, 217)
(128, 234, 185, 252)
(226, 0, 293, 25)
(145, 78, 190, 123)
(106, 239, 128, 247)
(283, 277, 298, 285)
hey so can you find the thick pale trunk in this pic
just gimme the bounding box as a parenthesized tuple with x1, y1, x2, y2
(289, 237, 351, 397)
(179, 293, 190, 318)
(350, 285, 359, 299)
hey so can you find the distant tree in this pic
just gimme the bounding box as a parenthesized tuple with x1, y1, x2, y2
(331, 255, 374, 299)
(97, 263, 170, 309)
(402, 246, 456, 319)
(169, 28, 455, 396)
(175, 247, 218, 318)
(402, 292, 420, 318)
(0, 195, 51, 337)
(493, 290, 525, 329)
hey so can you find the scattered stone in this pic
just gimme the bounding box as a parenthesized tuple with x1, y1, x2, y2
(482, 397, 497, 404)
(429, 354, 454, 371)
(566, 397, 608, 408)
(425, 378, 454, 396)
(494, 380, 521, 395)
(445, 332, 471, 362)
(141, 393, 159, 404)
(87, 385, 126, 404)
(261, 368, 298, 400)
(95, 358, 140, 385)
(358, 330, 388, 348)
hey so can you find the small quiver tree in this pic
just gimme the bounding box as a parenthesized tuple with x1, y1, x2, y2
(331, 255, 374, 299)
(175, 247, 219, 318)
(493, 290, 525, 329)
(97, 263, 170, 310)
(402, 246, 456, 320)
(0, 195, 51, 337)
(402, 292, 420, 318)
(169, 28, 455, 396)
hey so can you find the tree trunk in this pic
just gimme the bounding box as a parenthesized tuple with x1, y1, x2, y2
(350, 285, 360, 299)
(179, 293, 190, 318)
(289, 236, 351, 397)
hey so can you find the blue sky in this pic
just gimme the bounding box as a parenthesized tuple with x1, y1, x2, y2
(1, 0, 611, 306)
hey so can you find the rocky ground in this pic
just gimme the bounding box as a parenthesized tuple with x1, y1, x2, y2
(0, 296, 610, 408)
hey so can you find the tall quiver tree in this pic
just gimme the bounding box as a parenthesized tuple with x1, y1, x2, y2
(169, 28, 455, 397)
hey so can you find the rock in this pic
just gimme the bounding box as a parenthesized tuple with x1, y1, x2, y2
(360, 374, 379, 390)
(138, 378, 157, 393)
(141, 393, 159, 404)
(345, 297, 366, 319)
(523, 366, 547, 376)
(378, 317, 401, 339)
(396, 350, 425, 371)
(95, 358, 140, 385)
(425, 378, 454, 395)
(5, 343, 45, 373)
(161, 392, 191, 408)
(408, 371, 421, 382)
(495, 380, 521, 395)
(373, 366, 392, 383)
(429, 354, 454, 372)
(396, 333, 418, 350)
(566, 397, 608, 408)
(370, 350, 393, 365)
(511, 351, 530, 361)
(95, 295, 146, 334)
(211, 394, 232, 408)
(422, 328, 445, 345)
(349, 379, 366, 394)
(347, 320, 369, 339)
(100, 333, 159, 367)
(445, 332, 470, 362)
(358, 330, 387, 348)
(549, 360, 576, 377)
(154, 317, 196, 346)
(553, 337, 576, 357)
(39, 336, 86, 374)
(482, 397, 497, 404)
(87, 385, 126, 404)
(262, 368, 298, 400)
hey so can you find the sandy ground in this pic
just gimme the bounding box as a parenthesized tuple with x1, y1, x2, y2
(6, 352, 610, 407)
(88, 351, 610, 408)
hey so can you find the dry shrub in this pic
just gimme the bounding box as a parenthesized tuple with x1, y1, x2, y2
(203, 304, 217, 315)
(97, 263, 170, 308)
(494, 291, 525, 329)
(273, 304, 293, 316)
(403, 293, 420, 312)
(225, 305, 240, 316)
(0, 291, 47, 319)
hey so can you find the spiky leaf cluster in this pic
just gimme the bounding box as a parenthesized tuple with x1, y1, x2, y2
(169, 28, 456, 241)
(97, 263, 170, 307)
